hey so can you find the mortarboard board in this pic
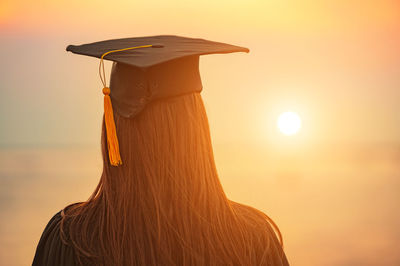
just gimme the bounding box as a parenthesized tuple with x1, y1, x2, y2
(66, 35, 249, 166)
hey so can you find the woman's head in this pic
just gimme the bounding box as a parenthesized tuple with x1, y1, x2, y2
(62, 92, 285, 265)
(102, 92, 222, 204)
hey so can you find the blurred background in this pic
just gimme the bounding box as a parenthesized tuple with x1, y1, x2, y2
(1, 0, 400, 265)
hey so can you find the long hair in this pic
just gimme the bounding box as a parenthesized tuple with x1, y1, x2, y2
(60, 93, 286, 265)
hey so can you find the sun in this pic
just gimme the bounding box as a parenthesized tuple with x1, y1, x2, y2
(277, 111, 302, 136)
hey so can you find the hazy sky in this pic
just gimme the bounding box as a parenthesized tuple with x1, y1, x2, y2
(1, 0, 400, 147)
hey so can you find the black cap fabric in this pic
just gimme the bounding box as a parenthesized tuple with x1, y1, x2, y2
(67, 35, 249, 118)
(66, 35, 249, 68)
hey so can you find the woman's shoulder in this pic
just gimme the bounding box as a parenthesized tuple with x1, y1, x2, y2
(230, 201, 290, 265)
(230, 201, 275, 229)
(32, 209, 78, 266)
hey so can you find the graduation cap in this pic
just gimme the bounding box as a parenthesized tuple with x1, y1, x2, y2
(67, 35, 249, 166)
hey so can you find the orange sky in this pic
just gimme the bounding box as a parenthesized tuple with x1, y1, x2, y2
(1, 0, 400, 147)
(2, 0, 399, 33)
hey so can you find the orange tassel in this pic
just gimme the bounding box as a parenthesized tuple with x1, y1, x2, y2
(98, 45, 153, 166)
(102, 87, 122, 166)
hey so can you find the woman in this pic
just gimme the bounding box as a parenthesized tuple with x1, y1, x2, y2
(33, 36, 289, 265)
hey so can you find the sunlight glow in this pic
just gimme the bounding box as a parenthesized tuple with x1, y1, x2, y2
(277, 111, 302, 136)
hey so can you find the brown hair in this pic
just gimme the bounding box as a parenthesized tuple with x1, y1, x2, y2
(60, 93, 286, 265)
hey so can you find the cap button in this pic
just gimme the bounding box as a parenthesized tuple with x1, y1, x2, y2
(152, 44, 164, 48)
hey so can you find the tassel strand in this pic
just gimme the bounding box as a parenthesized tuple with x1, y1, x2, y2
(103, 87, 122, 166)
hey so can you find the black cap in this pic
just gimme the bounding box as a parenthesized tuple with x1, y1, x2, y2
(66, 35, 249, 166)
(67, 35, 249, 68)
(67, 35, 249, 118)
